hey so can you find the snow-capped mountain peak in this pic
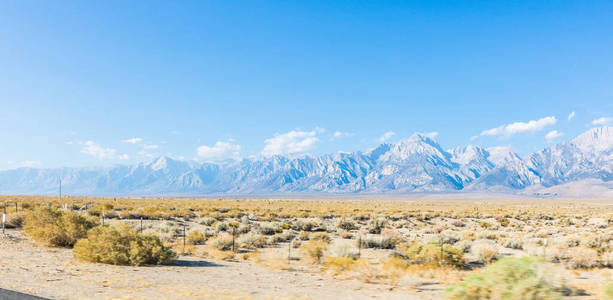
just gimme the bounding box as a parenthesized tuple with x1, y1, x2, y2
(1, 127, 611, 196)
(571, 126, 613, 153)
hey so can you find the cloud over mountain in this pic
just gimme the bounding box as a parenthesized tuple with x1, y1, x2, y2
(1, 127, 612, 196)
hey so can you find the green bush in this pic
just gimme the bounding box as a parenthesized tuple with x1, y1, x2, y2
(405, 242, 464, 268)
(446, 257, 563, 300)
(24, 207, 97, 247)
(73, 224, 176, 266)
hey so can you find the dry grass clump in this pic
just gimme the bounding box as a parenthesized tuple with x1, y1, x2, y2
(251, 251, 291, 270)
(445, 257, 564, 300)
(310, 232, 331, 243)
(298, 231, 310, 240)
(208, 232, 235, 251)
(565, 247, 600, 269)
(405, 242, 464, 268)
(380, 256, 411, 284)
(327, 240, 358, 258)
(339, 231, 353, 239)
(238, 232, 267, 249)
(336, 219, 358, 231)
(359, 231, 399, 249)
(5, 212, 24, 228)
(302, 240, 329, 264)
(321, 257, 380, 283)
(73, 224, 176, 266)
(186, 231, 206, 245)
(201, 245, 235, 261)
(367, 218, 387, 234)
(470, 242, 499, 264)
(322, 257, 360, 277)
(24, 206, 97, 247)
(171, 241, 196, 255)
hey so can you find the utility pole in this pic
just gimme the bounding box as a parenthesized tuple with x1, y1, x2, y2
(59, 178, 62, 202)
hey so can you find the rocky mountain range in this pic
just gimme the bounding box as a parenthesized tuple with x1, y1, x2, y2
(1, 127, 612, 196)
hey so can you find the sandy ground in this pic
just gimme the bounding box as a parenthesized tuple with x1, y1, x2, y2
(0, 229, 442, 300)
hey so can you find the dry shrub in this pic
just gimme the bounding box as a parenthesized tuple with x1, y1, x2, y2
(215, 221, 228, 233)
(322, 256, 378, 283)
(186, 231, 206, 245)
(259, 223, 276, 235)
(380, 256, 411, 285)
(322, 257, 358, 277)
(5, 212, 24, 228)
(360, 234, 395, 249)
(445, 257, 564, 300)
(201, 245, 235, 261)
(566, 247, 599, 269)
(405, 242, 464, 268)
(302, 240, 329, 264)
(73, 224, 176, 266)
(298, 230, 310, 240)
(471, 243, 499, 264)
(367, 218, 387, 234)
(311, 232, 331, 243)
(336, 219, 358, 231)
(501, 237, 523, 250)
(238, 232, 267, 249)
(24, 207, 97, 247)
(208, 232, 235, 251)
(339, 231, 353, 239)
(601, 251, 613, 268)
(350, 258, 379, 283)
(328, 240, 358, 258)
(452, 240, 472, 253)
(199, 217, 216, 226)
(171, 241, 196, 255)
(252, 252, 291, 271)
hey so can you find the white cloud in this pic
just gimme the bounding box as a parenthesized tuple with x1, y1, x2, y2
(197, 140, 241, 160)
(480, 116, 557, 138)
(424, 131, 438, 139)
(14, 160, 41, 168)
(121, 137, 143, 144)
(137, 150, 154, 159)
(262, 128, 323, 156)
(568, 111, 576, 121)
(81, 141, 129, 160)
(332, 131, 354, 139)
(378, 131, 396, 142)
(545, 130, 563, 142)
(143, 144, 159, 150)
(592, 117, 613, 126)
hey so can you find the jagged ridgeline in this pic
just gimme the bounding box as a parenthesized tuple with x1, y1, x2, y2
(1, 127, 612, 196)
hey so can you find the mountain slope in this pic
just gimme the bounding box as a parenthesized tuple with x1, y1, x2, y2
(526, 127, 613, 186)
(1, 127, 611, 196)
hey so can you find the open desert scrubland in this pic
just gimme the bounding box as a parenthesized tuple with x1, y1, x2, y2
(2, 196, 613, 299)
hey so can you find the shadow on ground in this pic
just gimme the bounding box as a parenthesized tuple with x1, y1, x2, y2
(173, 259, 223, 267)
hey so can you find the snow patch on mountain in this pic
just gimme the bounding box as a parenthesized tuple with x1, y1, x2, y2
(1, 127, 612, 196)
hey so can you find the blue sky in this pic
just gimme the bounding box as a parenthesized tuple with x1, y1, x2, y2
(1, 1, 613, 169)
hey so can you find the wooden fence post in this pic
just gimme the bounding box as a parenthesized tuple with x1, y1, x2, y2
(232, 227, 236, 252)
(183, 224, 186, 255)
(358, 234, 361, 258)
(288, 239, 292, 265)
